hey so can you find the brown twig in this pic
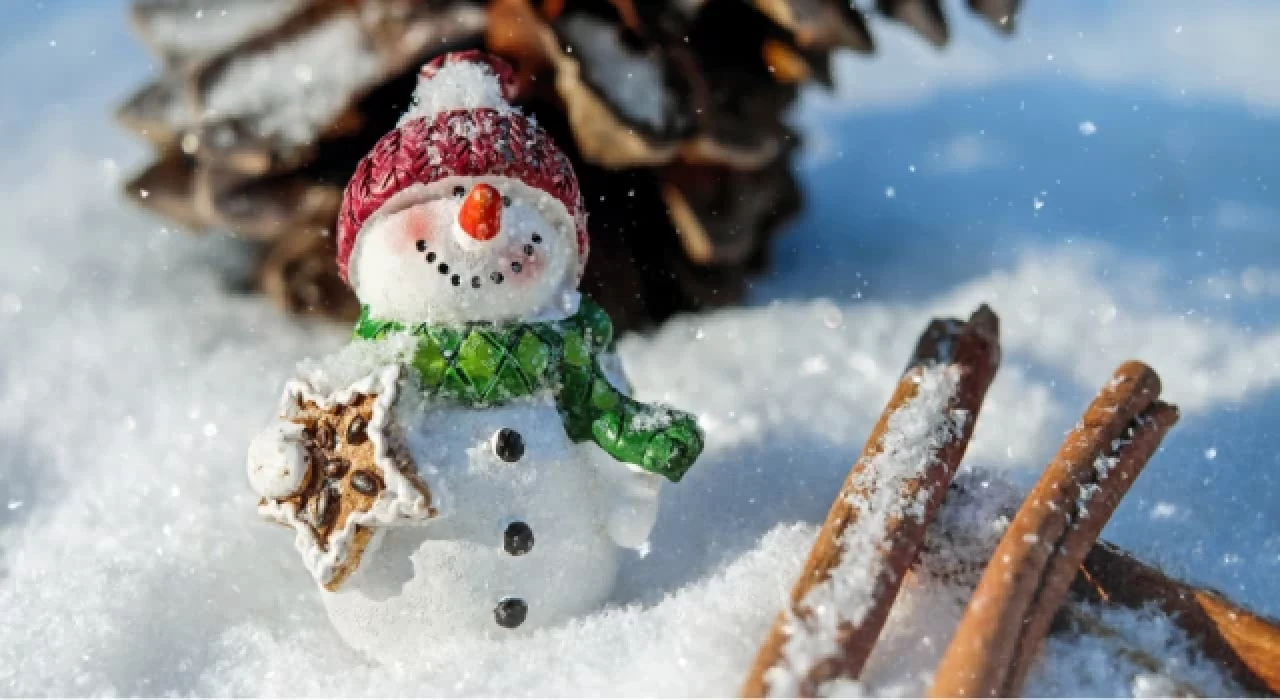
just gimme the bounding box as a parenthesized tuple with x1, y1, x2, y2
(741, 306, 1001, 697)
(1002, 400, 1179, 694)
(929, 362, 1177, 698)
(1075, 542, 1280, 696)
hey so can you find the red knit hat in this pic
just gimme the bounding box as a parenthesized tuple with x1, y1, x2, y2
(336, 51, 588, 284)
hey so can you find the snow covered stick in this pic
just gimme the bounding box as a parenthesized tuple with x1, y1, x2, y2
(1076, 542, 1280, 695)
(1000, 400, 1178, 695)
(929, 361, 1173, 698)
(741, 305, 1001, 698)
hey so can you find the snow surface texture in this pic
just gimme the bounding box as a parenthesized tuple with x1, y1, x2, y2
(203, 11, 380, 145)
(2, 0, 1279, 695)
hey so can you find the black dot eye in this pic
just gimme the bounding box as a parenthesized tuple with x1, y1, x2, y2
(503, 521, 534, 556)
(490, 271, 504, 284)
(453, 186, 466, 198)
(494, 597, 527, 628)
(510, 261, 523, 273)
(450, 274, 461, 286)
(531, 234, 542, 244)
(438, 263, 449, 274)
(502, 195, 512, 207)
(415, 240, 426, 252)
(523, 244, 534, 255)
(426, 252, 437, 263)
(493, 428, 524, 462)
(471, 275, 482, 288)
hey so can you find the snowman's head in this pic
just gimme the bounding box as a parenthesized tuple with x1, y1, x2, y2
(336, 51, 589, 325)
(349, 175, 579, 324)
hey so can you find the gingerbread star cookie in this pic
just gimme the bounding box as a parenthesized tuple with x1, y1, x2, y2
(248, 365, 435, 590)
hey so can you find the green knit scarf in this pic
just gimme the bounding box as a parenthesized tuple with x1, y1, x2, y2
(353, 297, 702, 482)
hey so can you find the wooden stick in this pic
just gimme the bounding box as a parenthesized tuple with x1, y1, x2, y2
(929, 362, 1173, 698)
(1001, 400, 1178, 695)
(741, 306, 1001, 698)
(1075, 542, 1280, 696)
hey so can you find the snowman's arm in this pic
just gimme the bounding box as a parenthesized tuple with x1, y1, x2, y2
(581, 442, 664, 549)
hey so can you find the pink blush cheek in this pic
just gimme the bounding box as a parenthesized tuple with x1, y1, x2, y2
(506, 251, 550, 288)
(382, 207, 441, 254)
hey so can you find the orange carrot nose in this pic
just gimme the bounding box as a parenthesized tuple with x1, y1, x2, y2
(458, 183, 502, 241)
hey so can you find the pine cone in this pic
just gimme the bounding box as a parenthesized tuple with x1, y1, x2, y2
(119, 0, 1019, 329)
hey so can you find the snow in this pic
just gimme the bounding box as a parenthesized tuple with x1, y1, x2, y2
(558, 14, 673, 132)
(136, 0, 306, 63)
(203, 11, 381, 145)
(2, 0, 1279, 695)
(400, 59, 514, 126)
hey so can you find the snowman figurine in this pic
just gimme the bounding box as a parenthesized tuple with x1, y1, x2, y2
(245, 51, 702, 661)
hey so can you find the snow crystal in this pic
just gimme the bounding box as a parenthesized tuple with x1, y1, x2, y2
(1078, 120, 1099, 135)
(630, 407, 675, 432)
(203, 12, 381, 146)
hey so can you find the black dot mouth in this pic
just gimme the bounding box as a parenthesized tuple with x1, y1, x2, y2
(415, 234, 544, 289)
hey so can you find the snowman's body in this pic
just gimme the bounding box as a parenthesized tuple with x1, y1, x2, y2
(324, 396, 620, 657)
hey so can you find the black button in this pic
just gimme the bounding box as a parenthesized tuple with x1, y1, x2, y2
(494, 597, 527, 628)
(503, 521, 534, 555)
(493, 428, 524, 462)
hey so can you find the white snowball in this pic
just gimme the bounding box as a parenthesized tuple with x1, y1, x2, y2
(246, 420, 310, 500)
